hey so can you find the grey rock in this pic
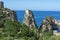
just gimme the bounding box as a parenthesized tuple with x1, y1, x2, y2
(39, 16, 55, 32)
(0, 2, 17, 22)
(23, 9, 38, 32)
(0, 2, 4, 8)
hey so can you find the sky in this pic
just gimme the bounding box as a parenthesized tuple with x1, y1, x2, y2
(0, 0, 60, 11)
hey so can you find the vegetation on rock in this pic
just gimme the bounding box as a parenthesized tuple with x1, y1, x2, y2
(0, 2, 60, 40)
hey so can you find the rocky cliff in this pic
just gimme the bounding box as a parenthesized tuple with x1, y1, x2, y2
(0, 8, 17, 21)
(23, 10, 38, 32)
(0, 2, 17, 22)
(39, 16, 55, 32)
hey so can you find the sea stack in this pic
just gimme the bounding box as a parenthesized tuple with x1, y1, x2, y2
(0, 2, 4, 8)
(23, 9, 37, 29)
(39, 16, 55, 32)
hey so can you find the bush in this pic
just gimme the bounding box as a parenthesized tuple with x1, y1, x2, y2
(4, 20, 21, 37)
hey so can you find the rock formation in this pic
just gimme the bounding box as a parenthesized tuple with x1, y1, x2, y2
(39, 16, 55, 32)
(0, 2, 4, 8)
(39, 16, 60, 36)
(0, 8, 17, 21)
(0, 2, 17, 22)
(23, 10, 38, 31)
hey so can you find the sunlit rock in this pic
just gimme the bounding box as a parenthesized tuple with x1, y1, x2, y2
(39, 16, 55, 32)
(23, 9, 38, 33)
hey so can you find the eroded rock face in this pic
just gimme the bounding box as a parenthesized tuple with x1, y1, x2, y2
(0, 2, 17, 28)
(0, 2, 17, 22)
(0, 8, 17, 21)
(23, 10, 37, 30)
(40, 16, 55, 32)
(0, 8, 17, 22)
(0, 2, 4, 8)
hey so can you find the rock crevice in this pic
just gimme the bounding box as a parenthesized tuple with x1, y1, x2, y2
(23, 10, 38, 31)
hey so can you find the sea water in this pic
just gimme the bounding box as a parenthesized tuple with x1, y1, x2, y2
(16, 11, 60, 28)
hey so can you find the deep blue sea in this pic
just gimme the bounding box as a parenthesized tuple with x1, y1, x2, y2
(15, 11, 60, 28)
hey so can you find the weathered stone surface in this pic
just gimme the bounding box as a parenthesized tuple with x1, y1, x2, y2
(0, 2, 17, 22)
(0, 2, 17, 28)
(39, 16, 55, 32)
(23, 9, 38, 32)
(0, 2, 4, 8)
(0, 8, 17, 21)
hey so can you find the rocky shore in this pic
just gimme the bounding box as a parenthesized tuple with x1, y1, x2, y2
(0, 1, 60, 40)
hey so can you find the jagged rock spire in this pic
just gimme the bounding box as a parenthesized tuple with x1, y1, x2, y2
(23, 9, 37, 29)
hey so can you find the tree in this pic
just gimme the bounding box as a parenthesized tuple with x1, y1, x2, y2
(16, 23, 36, 40)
